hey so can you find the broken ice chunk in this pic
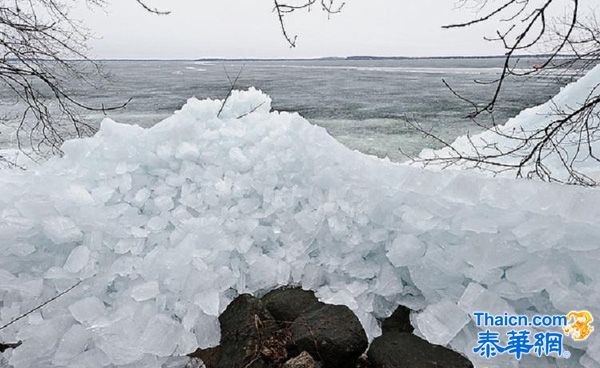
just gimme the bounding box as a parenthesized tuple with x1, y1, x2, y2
(64, 185, 94, 206)
(63, 245, 91, 273)
(42, 216, 82, 244)
(415, 300, 470, 346)
(69, 297, 106, 325)
(52, 324, 91, 365)
(131, 281, 160, 301)
(175, 142, 200, 160)
(118, 173, 132, 193)
(228, 147, 249, 167)
(317, 287, 359, 311)
(156, 144, 174, 160)
(139, 314, 182, 356)
(458, 282, 514, 317)
(147, 216, 168, 231)
(506, 257, 570, 293)
(9, 316, 72, 367)
(581, 355, 600, 368)
(133, 188, 151, 205)
(111, 256, 142, 277)
(91, 186, 115, 204)
(586, 337, 600, 364)
(113, 238, 145, 255)
(154, 196, 174, 212)
(194, 290, 220, 316)
(0, 275, 44, 299)
(385, 234, 426, 267)
(4, 241, 36, 256)
(369, 228, 389, 243)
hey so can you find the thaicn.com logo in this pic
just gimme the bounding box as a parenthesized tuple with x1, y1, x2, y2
(472, 310, 594, 360)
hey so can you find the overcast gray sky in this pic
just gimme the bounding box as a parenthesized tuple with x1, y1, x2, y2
(73, 1, 549, 59)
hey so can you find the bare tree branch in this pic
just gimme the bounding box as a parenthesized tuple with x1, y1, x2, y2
(0, 279, 83, 332)
(218, 65, 245, 117)
(273, 0, 345, 47)
(134, 0, 171, 15)
(409, 0, 600, 185)
(0, 0, 169, 164)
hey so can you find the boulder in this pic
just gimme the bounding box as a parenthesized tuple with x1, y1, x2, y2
(217, 294, 279, 368)
(283, 351, 318, 368)
(188, 346, 221, 368)
(291, 304, 368, 368)
(381, 305, 413, 334)
(367, 332, 473, 368)
(262, 287, 324, 322)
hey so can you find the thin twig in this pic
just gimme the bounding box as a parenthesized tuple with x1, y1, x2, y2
(218, 65, 245, 118)
(0, 279, 84, 332)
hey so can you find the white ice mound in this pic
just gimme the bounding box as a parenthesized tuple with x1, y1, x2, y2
(420, 63, 600, 183)
(1, 87, 600, 368)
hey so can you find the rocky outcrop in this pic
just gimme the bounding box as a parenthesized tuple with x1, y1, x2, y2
(291, 304, 368, 368)
(282, 351, 318, 368)
(189, 292, 474, 368)
(367, 332, 473, 368)
(381, 305, 413, 335)
(263, 288, 323, 322)
(217, 294, 280, 368)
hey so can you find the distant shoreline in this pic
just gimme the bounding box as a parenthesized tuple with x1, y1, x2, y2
(91, 54, 574, 62)
(198, 54, 572, 62)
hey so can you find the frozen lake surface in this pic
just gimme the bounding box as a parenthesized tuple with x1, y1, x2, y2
(0, 58, 573, 160)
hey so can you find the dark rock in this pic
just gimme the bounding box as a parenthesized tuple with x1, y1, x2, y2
(262, 287, 324, 322)
(260, 329, 294, 365)
(188, 346, 221, 368)
(0, 341, 21, 353)
(367, 332, 473, 368)
(356, 354, 372, 368)
(217, 294, 279, 368)
(381, 305, 413, 334)
(283, 351, 318, 368)
(291, 304, 368, 368)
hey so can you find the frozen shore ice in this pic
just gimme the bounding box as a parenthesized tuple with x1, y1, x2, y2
(418, 64, 600, 184)
(0, 86, 598, 367)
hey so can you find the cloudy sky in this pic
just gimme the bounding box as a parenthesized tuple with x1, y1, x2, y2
(74, 0, 554, 59)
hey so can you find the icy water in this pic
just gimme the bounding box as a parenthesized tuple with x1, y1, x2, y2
(6, 59, 576, 160)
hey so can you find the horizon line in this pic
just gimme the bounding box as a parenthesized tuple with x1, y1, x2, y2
(87, 53, 572, 62)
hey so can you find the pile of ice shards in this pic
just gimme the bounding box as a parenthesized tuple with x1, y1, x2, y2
(419, 64, 600, 184)
(0, 86, 599, 368)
